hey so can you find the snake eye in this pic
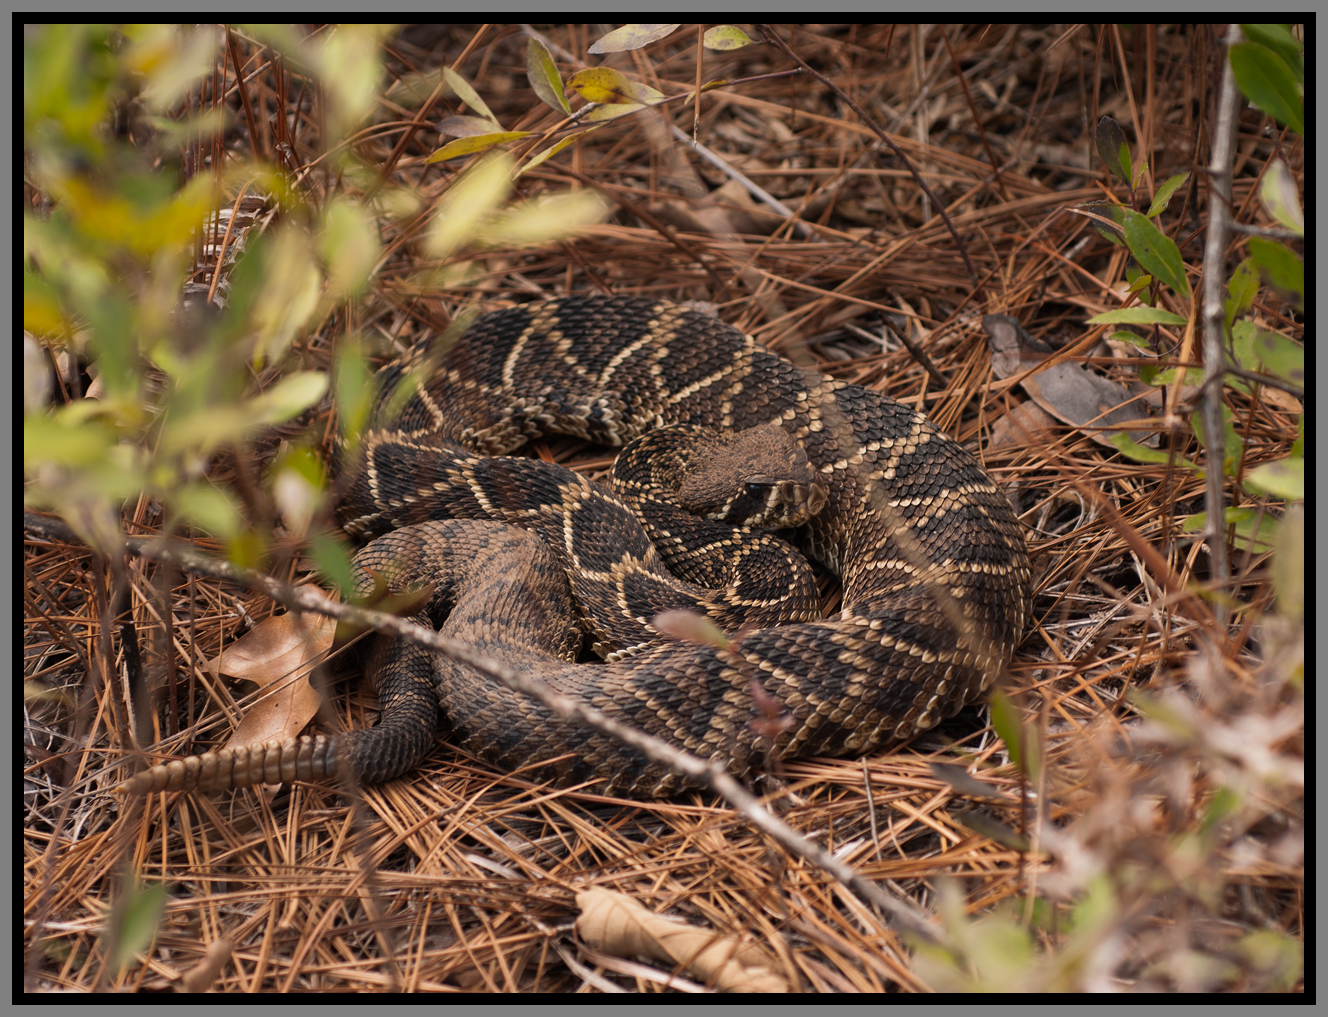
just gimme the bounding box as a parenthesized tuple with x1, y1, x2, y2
(745, 481, 768, 498)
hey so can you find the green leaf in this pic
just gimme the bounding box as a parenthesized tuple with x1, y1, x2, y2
(1095, 115, 1133, 187)
(1272, 504, 1304, 621)
(988, 691, 1027, 772)
(1225, 258, 1260, 329)
(1110, 432, 1200, 473)
(1260, 159, 1304, 235)
(1252, 331, 1305, 387)
(426, 132, 533, 164)
(703, 26, 756, 51)
(249, 371, 328, 425)
(172, 483, 243, 539)
(1229, 42, 1305, 136)
(1121, 209, 1191, 299)
(1247, 237, 1304, 307)
(1236, 322, 1305, 388)
(1073, 200, 1127, 244)
(1146, 172, 1189, 217)
(443, 66, 499, 125)
(1218, 507, 1278, 553)
(1138, 364, 1180, 387)
(588, 24, 680, 55)
(1088, 305, 1188, 326)
(312, 532, 358, 597)
(1243, 457, 1304, 500)
(109, 878, 168, 973)
(320, 197, 380, 299)
(1107, 330, 1151, 349)
(1191, 406, 1242, 477)
(1239, 25, 1305, 82)
(526, 37, 570, 115)
(333, 334, 374, 444)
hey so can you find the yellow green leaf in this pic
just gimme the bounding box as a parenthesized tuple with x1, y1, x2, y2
(526, 37, 570, 114)
(1259, 159, 1304, 236)
(479, 190, 609, 246)
(1146, 172, 1189, 217)
(588, 24, 680, 55)
(426, 132, 532, 164)
(250, 228, 321, 365)
(583, 102, 646, 123)
(1088, 306, 1188, 327)
(516, 130, 597, 178)
(1243, 458, 1304, 500)
(426, 152, 513, 261)
(703, 26, 755, 52)
(320, 197, 381, 299)
(443, 65, 498, 124)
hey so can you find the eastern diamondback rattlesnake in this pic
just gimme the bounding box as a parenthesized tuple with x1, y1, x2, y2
(123, 296, 1031, 798)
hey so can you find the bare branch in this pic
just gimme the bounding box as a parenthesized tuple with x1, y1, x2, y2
(1199, 24, 1244, 627)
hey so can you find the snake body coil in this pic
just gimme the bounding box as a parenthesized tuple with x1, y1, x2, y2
(124, 296, 1031, 798)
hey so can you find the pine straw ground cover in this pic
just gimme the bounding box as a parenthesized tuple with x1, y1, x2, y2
(23, 25, 1304, 992)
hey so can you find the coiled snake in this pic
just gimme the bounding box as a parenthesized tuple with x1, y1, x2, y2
(123, 296, 1031, 798)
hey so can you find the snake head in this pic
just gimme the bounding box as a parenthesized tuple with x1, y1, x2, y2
(676, 425, 828, 529)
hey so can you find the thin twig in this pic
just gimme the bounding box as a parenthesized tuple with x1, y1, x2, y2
(1199, 25, 1243, 629)
(22, 511, 947, 948)
(754, 24, 981, 289)
(1227, 221, 1303, 242)
(670, 125, 816, 240)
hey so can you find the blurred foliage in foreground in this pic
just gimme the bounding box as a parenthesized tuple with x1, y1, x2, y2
(23, 24, 604, 576)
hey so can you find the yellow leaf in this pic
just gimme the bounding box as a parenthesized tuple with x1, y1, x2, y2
(479, 191, 609, 247)
(426, 132, 532, 164)
(566, 67, 660, 105)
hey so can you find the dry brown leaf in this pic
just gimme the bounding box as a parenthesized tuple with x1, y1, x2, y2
(208, 586, 337, 755)
(984, 314, 1159, 448)
(1021, 362, 1159, 449)
(575, 887, 787, 992)
(988, 399, 1058, 450)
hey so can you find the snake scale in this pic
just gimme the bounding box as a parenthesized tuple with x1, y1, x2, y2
(123, 296, 1031, 798)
